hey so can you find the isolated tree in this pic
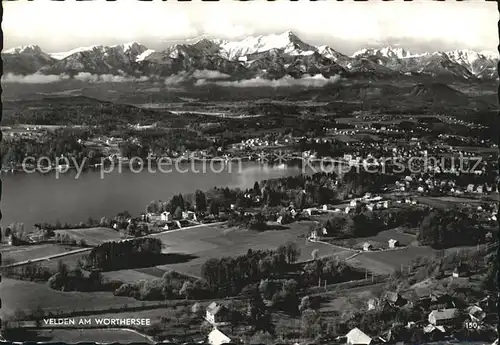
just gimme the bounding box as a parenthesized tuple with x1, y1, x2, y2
(174, 206, 183, 220)
(253, 181, 261, 196)
(195, 190, 207, 212)
(191, 302, 203, 317)
(259, 279, 274, 300)
(301, 309, 322, 338)
(31, 305, 45, 328)
(180, 281, 194, 300)
(209, 201, 219, 216)
(99, 217, 110, 227)
(259, 257, 274, 277)
(12, 308, 26, 329)
(89, 271, 102, 287)
(57, 260, 68, 278)
(201, 258, 220, 289)
(285, 242, 300, 264)
(311, 249, 320, 261)
(295, 192, 307, 210)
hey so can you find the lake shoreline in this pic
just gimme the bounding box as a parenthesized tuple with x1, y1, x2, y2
(2, 162, 309, 228)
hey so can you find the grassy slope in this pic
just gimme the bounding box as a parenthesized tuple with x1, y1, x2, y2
(153, 222, 354, 277)
(0, 278, 139, 318)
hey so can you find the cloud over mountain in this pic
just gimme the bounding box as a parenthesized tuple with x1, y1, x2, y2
(198, 74, 342, 88)
(74, 73, 150, 83)
(191, 69, 230, 80)
(2, 73, 69, 84)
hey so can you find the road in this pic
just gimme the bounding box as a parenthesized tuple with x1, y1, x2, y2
(307, 237, 360, 253)
(1, 247, 92, 269)
(1, 222, 228, 269)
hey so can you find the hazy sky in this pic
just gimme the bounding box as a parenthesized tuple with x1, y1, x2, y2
(3, 0, 498, 55)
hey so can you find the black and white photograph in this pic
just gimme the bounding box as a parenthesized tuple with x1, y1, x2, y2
(0, 0, 499, 344)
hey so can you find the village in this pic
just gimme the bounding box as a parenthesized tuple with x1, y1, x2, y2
(2, 163, 498, 345)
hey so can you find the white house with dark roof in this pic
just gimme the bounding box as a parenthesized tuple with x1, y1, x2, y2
(362, 242, 373, 251)
(207, 327, 232, 345)
(206, 302, 231, 325)
(467, 306, 486, 322)
(388, 239, 399, 248)
(384, 291, 406, 306)
(367, 298, 378, 311)
(182, 210, 197, 221)
(161, 211, 172, 222)
(346, 327, 372, 345)
(423, 324, 446, 335)
(428, 308, 458, 326)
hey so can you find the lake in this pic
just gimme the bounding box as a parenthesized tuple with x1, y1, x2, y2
(1, 162, 314, 228)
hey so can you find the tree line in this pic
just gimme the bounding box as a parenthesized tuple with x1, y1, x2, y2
(81, 237, 163, 271)
(200, 243, 301, 296)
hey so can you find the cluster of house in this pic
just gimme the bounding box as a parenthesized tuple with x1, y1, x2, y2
(202, 287, 494, 345)
(3, 126, 48, 140)
(138, 210, 199, 230)
(307, 233, 400, 252)
(475, 203, 498, 223)
(464, 183, 496, 195)
(346, 289, 493, 345)
(3, 225, 47, 246)
(353, 123, 403, 134)
(395, 173, 496, 195)
(241, 193, 262, 205)
(437, 116, 488, 131)
(358, 238, 400, 252)
(232, 137, 294, 150)
(276, 205, 303, 225)
(141, 210, 198, 223)
(83, 136, 125, 147)
(348, 196, 391, 213)
(318, 194, 392, 217)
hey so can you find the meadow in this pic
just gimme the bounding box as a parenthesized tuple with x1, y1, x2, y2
(152, 222, 354, 277)
(27, 329, 155, 343)
(0, 244, 77, 264)
(345, 246, 437, 275)
(0, 278, 139, 318)
(54, 227, 125, 246)
(333, 228, 417, 250)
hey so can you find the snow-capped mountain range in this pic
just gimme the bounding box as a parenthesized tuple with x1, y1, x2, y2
(2, 31, 498, 81)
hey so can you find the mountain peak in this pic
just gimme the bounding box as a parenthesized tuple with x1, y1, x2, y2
(282, 30, 299, 39)
(4, 45, 44, 55)
(352, 47, 415, 59)
(112, 42, 147, 53)
(3, 32, 498, 81)
(213, 31, 316, 60)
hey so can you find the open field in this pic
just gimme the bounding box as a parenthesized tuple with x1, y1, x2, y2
(40, 252, 90, 271)
(345, 246, 437, 275)
(0, 244, 77, 264)
(317, 288, 378, 315)
(433, 196, 497, 204)
(100, 223, 356, 283)
(154, 222, 355, 277)
(102, 268, 164, 284)
(334, 228, 417, 250)
(23, 328, 155, 343)
(348, 244, 484, 276)
(415, 196, 456, 209)
(0, 278, 139, 318)
(54, 227, 125, 246)
(3, 221, 355, 287)
(270, 282, 387, 336)
(417, 195, 498, 209)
